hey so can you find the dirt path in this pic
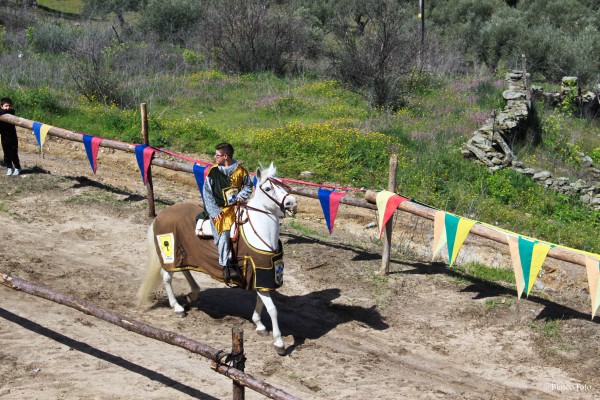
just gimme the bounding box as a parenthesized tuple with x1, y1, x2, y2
(1, 130, 599, 399)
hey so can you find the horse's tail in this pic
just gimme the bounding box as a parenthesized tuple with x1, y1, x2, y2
(137, 222, 163, 307)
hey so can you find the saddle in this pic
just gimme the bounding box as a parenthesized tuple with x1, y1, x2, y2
(195, 218, 213, 237)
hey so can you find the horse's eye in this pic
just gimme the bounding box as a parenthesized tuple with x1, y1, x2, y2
(265, 186, 272, 192)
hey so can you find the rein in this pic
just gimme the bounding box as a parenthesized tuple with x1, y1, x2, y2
(232, 177, 290, 253)
(259, 177, 292, 214)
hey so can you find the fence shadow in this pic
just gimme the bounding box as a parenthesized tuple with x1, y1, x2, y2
(0, 307, 219, 400)
(395, 260, 599, 324)
(282, 232, 381, 261)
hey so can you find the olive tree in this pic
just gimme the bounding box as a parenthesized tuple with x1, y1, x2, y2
(199, 0, 316, 75)
(328, 0, 419, 109)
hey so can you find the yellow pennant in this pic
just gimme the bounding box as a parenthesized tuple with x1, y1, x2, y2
(526, 242, 552, 296)
(448, 216, 477, 266)
(432, 211, 447, 261)
(507, 235, 526, 298)
(585, 256, 600, 319)
(39, 124, 52, 148)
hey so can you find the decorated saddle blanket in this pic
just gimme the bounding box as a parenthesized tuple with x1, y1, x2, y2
(152, 201, 284, 291)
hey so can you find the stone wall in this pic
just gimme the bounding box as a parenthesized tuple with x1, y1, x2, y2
(461, 72, 600, 211)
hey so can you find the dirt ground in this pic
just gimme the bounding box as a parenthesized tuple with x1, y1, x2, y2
(1, 130, 599, 400)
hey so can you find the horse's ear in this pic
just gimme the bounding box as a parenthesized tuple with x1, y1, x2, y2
(255, 167, 262, 182)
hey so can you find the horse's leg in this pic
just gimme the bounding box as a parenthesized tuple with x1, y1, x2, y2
(182, 270, 200, 302)
(252, 294, 269, 337)
(161, 269, 186, 316)
(257, 291, 285, 355)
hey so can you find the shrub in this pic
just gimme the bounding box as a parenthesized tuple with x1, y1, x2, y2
(0, 26, 6, 55)
(200, 0, 316, 75)
(26, 22, 77, 54)
(253, 121, 396, 186)
(328, 0, 419, 109)
(138, 0, 203, 45)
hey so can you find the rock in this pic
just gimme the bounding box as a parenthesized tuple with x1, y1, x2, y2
(533, 171, 552, 181)
(502, 90, 526, 100)
(579, 155, 593, 168)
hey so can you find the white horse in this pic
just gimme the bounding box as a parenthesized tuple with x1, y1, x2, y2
(137, 164, 297, 355)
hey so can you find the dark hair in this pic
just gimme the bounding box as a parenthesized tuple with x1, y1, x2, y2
(215, 142, 234, 157)
(0, 97, 13, 106)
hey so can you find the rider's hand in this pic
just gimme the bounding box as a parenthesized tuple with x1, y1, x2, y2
(213, 213, 223, 222)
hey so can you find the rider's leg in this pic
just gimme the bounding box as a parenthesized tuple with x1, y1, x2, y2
(218, 231, 240, 280)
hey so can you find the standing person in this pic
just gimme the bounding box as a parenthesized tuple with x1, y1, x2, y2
(0, 97, 21, 176)
(198, 142, 253, 281)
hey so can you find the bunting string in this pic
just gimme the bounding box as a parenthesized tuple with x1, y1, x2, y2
(27, 122, 600, 317)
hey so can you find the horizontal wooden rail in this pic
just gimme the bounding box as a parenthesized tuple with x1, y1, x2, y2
(362, 190, 589, 268)
(0, 272, 301, 400)
(0, 113, 591, 268)
(0, 113, 197, 174)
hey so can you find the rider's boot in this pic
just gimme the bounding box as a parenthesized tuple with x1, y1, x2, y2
(225, 260, 241, 280)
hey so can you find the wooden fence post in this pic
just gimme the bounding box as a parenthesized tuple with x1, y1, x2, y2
(140, 103, 156, 217)
(379, 154, 398, 275)
(232, 325, 245, 400)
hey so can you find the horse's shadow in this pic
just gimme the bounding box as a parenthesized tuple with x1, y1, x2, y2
(185, 286, 389, 355)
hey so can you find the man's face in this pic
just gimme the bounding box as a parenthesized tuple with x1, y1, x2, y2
(214, 151, 228, 165)
(0, 103, 10, 110)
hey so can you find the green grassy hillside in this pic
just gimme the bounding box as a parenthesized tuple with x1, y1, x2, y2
(2, 71, 599, 254)
(1, 1, 599, 255)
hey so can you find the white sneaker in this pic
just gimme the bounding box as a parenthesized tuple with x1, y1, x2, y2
(6, 168, 12, 176)
(12, 169, 20, 176)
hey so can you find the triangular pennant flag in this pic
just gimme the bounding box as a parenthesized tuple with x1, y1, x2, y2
(32, 121, 52, 150)
(432, 211, 447, 260)
(134, 144, 156, 184)
(585, 256, 600, 319)
(376, 190, 408, 238)
(193, 163, 209, 199)
(507, 235, 526, 298)
(82, 135, 103, 174)
(318, 187, 346, 234)
(523, 238, 552, 297)
(508, 236, 552, 298)
(444, 213, 477, 266)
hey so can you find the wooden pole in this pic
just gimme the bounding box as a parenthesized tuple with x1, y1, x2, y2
(232, 326, 245, 400)
(141, 103, 155, 218)
(379, 155, 398, 275)
(363, 190, 589, 267)
(0, 272, 301, 400)
(418, 0, 425, 69)
(522, 54, 531, 108)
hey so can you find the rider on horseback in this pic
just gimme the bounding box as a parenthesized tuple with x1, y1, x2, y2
(197, 143, 253, 281)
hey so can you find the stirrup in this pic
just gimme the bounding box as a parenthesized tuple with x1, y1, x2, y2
(224, 262, 241, 281)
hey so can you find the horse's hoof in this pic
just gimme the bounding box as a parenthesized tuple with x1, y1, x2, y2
(256, 329, 270, 337)
(274, 345, 286, 356)
(174, 311, 187, 318)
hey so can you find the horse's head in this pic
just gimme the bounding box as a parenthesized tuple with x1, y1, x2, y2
(253, 163, 297, 217)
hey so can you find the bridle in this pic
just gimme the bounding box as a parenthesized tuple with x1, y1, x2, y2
(258, 177, 292, 215)
(232, 177, 292, 253)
